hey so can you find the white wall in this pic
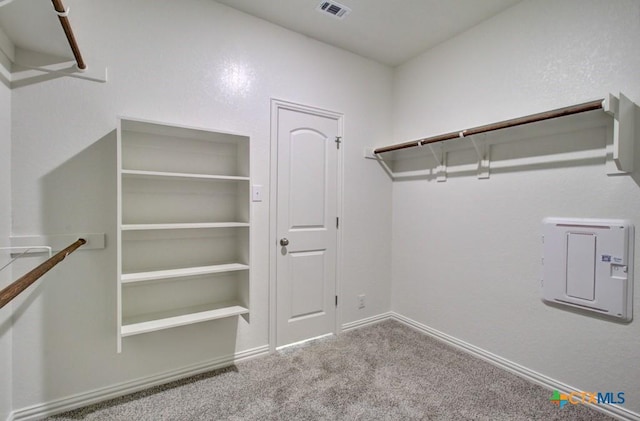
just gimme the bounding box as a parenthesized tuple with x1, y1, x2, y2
(0, 53, 12, 421)
(9, 0, 392, 411)
(391, 0, 640, 414)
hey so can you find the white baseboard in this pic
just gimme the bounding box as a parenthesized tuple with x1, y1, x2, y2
(341, 311, 393, 331)
(389, 312, 640, 421)
(9, 312, 640, 421)
(10, 345, 269, 421)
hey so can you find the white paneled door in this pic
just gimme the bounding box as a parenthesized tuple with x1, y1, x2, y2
(276, 105, 340, 347)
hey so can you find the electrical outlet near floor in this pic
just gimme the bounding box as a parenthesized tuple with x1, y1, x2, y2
(358, 294, 366, 309)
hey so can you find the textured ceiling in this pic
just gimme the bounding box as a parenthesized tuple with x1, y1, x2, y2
(214, 0, 522, 66)
(0, 0, 522, 68)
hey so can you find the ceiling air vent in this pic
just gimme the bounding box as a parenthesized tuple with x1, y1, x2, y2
(316, 1, 351, 19)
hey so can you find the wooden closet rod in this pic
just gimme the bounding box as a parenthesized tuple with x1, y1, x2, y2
(51, 0, 87, 70)
(0, 239, 86, 310)
(374, 99, 604, 155)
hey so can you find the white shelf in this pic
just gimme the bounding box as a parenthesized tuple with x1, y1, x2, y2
(122, 263, 249, 284)
(121, 302, 249, 337)
(121, 169, 250, 182)
(117, 116, 250, 352)
(121, 222, 250, 231)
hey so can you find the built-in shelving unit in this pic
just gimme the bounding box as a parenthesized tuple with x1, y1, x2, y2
(117, 117, 250, 352)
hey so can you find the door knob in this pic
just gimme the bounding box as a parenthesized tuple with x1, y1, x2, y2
(280, 238, 289, 246)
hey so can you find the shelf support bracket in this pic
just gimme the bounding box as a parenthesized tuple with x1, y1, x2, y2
(363, 148, 395, 179)
(469, 134, 490, 179)
(375, 153, 395, 179)
(10, 233, 105, 252)
(428, 143, 447, 182)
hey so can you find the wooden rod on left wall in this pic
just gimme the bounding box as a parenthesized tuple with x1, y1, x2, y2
(0, 239, 86, 310)
(51, 0, 87, 70)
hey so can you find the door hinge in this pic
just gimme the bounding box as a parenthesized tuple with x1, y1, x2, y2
(336, 217, 339, 229)
(335, 136, 342, 149)
(335, 295, 338, 307)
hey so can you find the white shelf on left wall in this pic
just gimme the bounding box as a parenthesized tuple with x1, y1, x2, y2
(116, 116, 250, 352)
(121, 302, 250, 337)
(121, 222, 250, 231)
(121, 263, 250, 284)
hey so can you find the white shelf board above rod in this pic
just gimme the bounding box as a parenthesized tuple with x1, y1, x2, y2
(366, 92, 638, 178)
(11, 47, 107, 84)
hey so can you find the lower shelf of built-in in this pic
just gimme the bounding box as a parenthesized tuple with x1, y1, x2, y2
(121, 302, 249, 337)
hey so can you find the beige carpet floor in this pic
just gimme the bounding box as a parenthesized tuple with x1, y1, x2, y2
(47, 320, 612, 420)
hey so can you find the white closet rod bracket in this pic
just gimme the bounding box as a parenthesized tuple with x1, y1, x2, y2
(10, 233, 105, 252)
(0, 246, 52, 274)
(375, 153, 394, 178)
(363, 147, 378, 159)
(427, 144, 447, 182)
(0, 246, 52, 257)
(603, 92, 637, 173)
(363, 147, 395, 178)
(469, 135, 490, 179)
(54, 6, 69, 18)
(427, 144, 440, 166)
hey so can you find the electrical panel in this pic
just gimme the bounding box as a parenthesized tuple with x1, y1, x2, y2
(542, 218, 634, 321)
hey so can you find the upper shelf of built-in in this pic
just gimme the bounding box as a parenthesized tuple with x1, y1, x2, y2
(119, 117, 250, 179)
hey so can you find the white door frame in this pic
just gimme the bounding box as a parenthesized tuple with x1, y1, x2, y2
(269, 98, 344, 352)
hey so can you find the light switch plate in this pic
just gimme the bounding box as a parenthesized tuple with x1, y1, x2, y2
(252, 184, 263, 202)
